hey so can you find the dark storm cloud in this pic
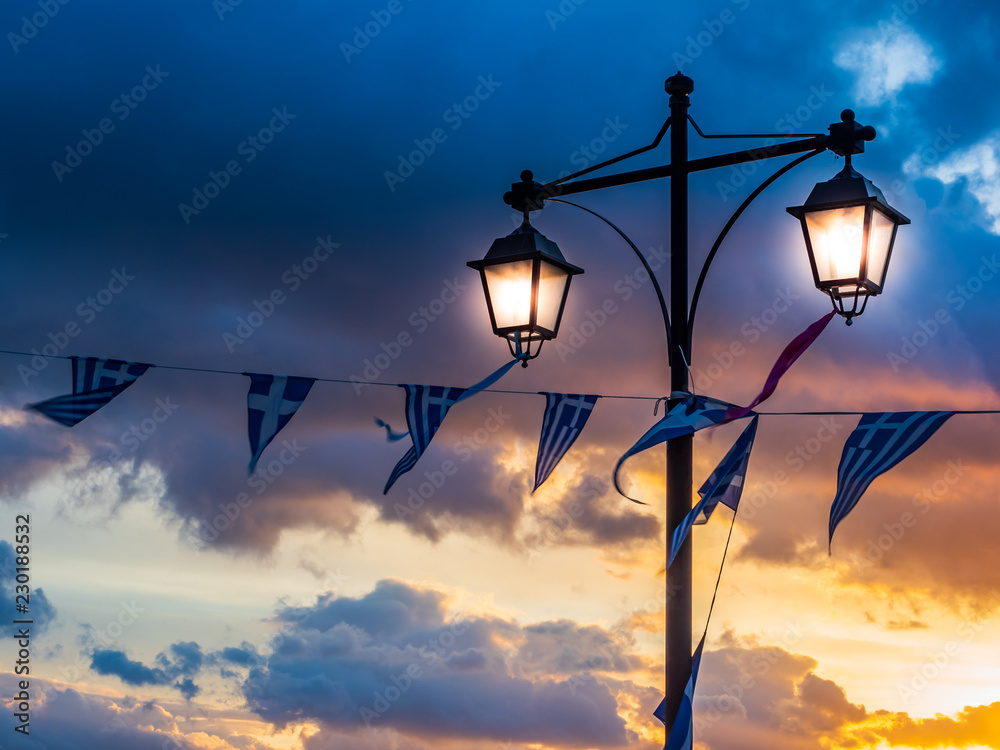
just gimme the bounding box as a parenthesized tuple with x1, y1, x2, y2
(242, 578, 636, 746)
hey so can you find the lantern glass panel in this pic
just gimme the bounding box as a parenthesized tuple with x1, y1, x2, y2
(805, 204, 866, 284)
(867, 207, 896, 288)
(535, 259, 570, 333)
(484, 259, 534, 330)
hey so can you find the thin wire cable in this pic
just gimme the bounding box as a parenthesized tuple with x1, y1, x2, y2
(4, 348, 999, 414)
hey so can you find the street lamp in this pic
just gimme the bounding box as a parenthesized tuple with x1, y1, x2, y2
(467, 213, 583, 363)
(787, 134, 910, 323)
(468, 73, 909, 745)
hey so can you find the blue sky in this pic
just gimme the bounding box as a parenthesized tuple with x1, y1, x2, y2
(2, 1, 1000, 748)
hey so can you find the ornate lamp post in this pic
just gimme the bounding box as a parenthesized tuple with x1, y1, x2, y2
(468, 73, 909, 744)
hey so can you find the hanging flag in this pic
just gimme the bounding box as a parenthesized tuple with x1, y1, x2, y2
(247, 374, 316, 475)
(384, 358, 521, 494)
(613, 394, 735, 503)
(668, 416, 758, 568)
(27, 356, 151, 427)
(694, 415, 759, 524)
(533, 393, 599, 492)
(723, 310, 835, 424)
(829, 411, 954, 550)
(658, 634, 706, 750)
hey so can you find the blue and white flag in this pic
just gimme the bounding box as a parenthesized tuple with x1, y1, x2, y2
(247, 374, 316, 475)
(72, 356, 150, 392)
(669, 416, 757, 568)
(533, 393, 599, 492)
(613, 394, 736, 503)
(27, 356, 151, 427)
(659, 634, 706, 750)
(829, 411, 954, 549)
(694, 416, 758, 525)
(384, 358, 520, 494)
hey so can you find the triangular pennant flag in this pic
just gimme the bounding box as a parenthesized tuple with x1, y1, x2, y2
(613, 394, 735, 504)
(669, 416, 758, 568)
(829, 411, 953, 550)
(247, 374, 316, 475)
(383, 384, 466, 493)
(384, 358, 521, 494)
(533, 393, 599, 492)
(72, 356, 150, 393)
(27, 356, 151, 427)
(662, 634, 706, 750)
(723, 310, 835, 424)
(694, 415, 759, 524)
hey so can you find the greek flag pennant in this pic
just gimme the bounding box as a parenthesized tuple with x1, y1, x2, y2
(383, 358, 520, 494)
(660, 634, 706, 750)
(669, 416, 758, 569)
(613, 394, 733, 504)
(533, 393, 599, 492)
(247, 374, 316, 475)
(829, 411, 954, 550)
(723, 310, 835, 424)
(27, 356, 151, 427)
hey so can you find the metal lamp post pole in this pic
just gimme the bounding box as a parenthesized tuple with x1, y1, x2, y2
(665, 72, 694, 736)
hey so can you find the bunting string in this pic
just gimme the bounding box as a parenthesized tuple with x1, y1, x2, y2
(4, 347, 1000, 413)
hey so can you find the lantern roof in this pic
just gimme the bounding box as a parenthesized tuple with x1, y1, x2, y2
(787, 165, 911, 226)
(468, 220, 584, 275)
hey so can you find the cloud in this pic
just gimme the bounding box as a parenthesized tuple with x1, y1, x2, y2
(0, 674, 281, 750)
(834, 26, 941, 106)
(241, 578, 637, 747)
(90, 649, 170, 686)
(908, 131, 1000, 234)
(0, 540, 57, 635)
(90, 641, 205, 698)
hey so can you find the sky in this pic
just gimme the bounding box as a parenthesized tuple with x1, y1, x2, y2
(1, 0, 1000, 748)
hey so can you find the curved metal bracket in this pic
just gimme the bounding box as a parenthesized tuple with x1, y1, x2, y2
(687, 149, 824, 350)
(545, 198, 673, 366)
